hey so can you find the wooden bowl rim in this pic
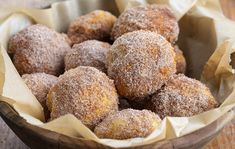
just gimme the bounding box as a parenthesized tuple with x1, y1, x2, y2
(0, 101, 234, 149)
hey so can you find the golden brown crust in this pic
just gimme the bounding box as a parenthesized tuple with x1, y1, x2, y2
(48, 66, 119, 129)
(174, 45, 186, 74)
(64, 40, 111, 73)
(22, 73, 58, 120)
(148, 74, 218, 119)
(111, 4, 179, 43)
(9, 24, 71, 76)
(67, 10, 117, 45)
(94, 109, 161, 139)
(107, 30, 176, 99)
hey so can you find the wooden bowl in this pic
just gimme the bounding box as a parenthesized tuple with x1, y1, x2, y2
(0, 101, 234, 149)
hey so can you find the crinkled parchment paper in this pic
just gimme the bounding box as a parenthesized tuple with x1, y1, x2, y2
(0, 0, 235, 148)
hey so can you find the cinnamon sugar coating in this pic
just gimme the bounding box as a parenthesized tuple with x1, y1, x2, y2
(174, 45, 186, 74)
(22, 73, 58, 120)
(107, 30, 176, 99)
(64, 40, 110, 72)
(9, 24, 71, 76)
(111, 4, 179, 43)
(47, 66, 119, 129)
(67, 10, 117, 44)
(148, 74, 218, 119)
(94, 109, 161, 139)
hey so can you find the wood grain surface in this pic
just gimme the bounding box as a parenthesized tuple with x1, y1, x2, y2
(0, 0, 235, 149)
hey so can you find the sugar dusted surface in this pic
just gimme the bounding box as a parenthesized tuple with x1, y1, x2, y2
(22, 72, 58, 107)
(107, 30, 176, 98)
(48, 66, 119, 129)
(111, 4, 179, 43)
(64, 40, 111, 73)
(68, 10, 117, 44)
(22, 72, 58, 119)
(94, 109, 161, 139)
(149, 74, 218, 119)
(9, 24, 71, 76)
(174, 45, 186, 74)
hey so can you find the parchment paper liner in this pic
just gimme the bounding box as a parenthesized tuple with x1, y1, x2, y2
(0, 0, 234, 148)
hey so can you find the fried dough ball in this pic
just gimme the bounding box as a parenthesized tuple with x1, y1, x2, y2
(107, 30, 176, 99)
(64, 40, 111, 72)
(48, 66, 119, 129)
(94, 109, 161, 139)
(148, 74, 218, 119)
(67, 10, 117, 45)
(9, 24, 71, 76)
(111, 4, 179, 43)
(174, 45, 186, 74)
(22, 73, 58, 120)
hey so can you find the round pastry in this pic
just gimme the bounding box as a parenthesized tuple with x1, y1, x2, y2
(107, 30, 176, 99)
(148, 74, 218, 119)
(47, 66, 119, 129)
(94, 109, 161, 139)
(22, 73, 58, 120)
(64, 40, 111, 72)
(9, 24, 71, 76)
(174, 45, 186, 74)
(67, 10, 117, 45)
(111, 4, 179, 43)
